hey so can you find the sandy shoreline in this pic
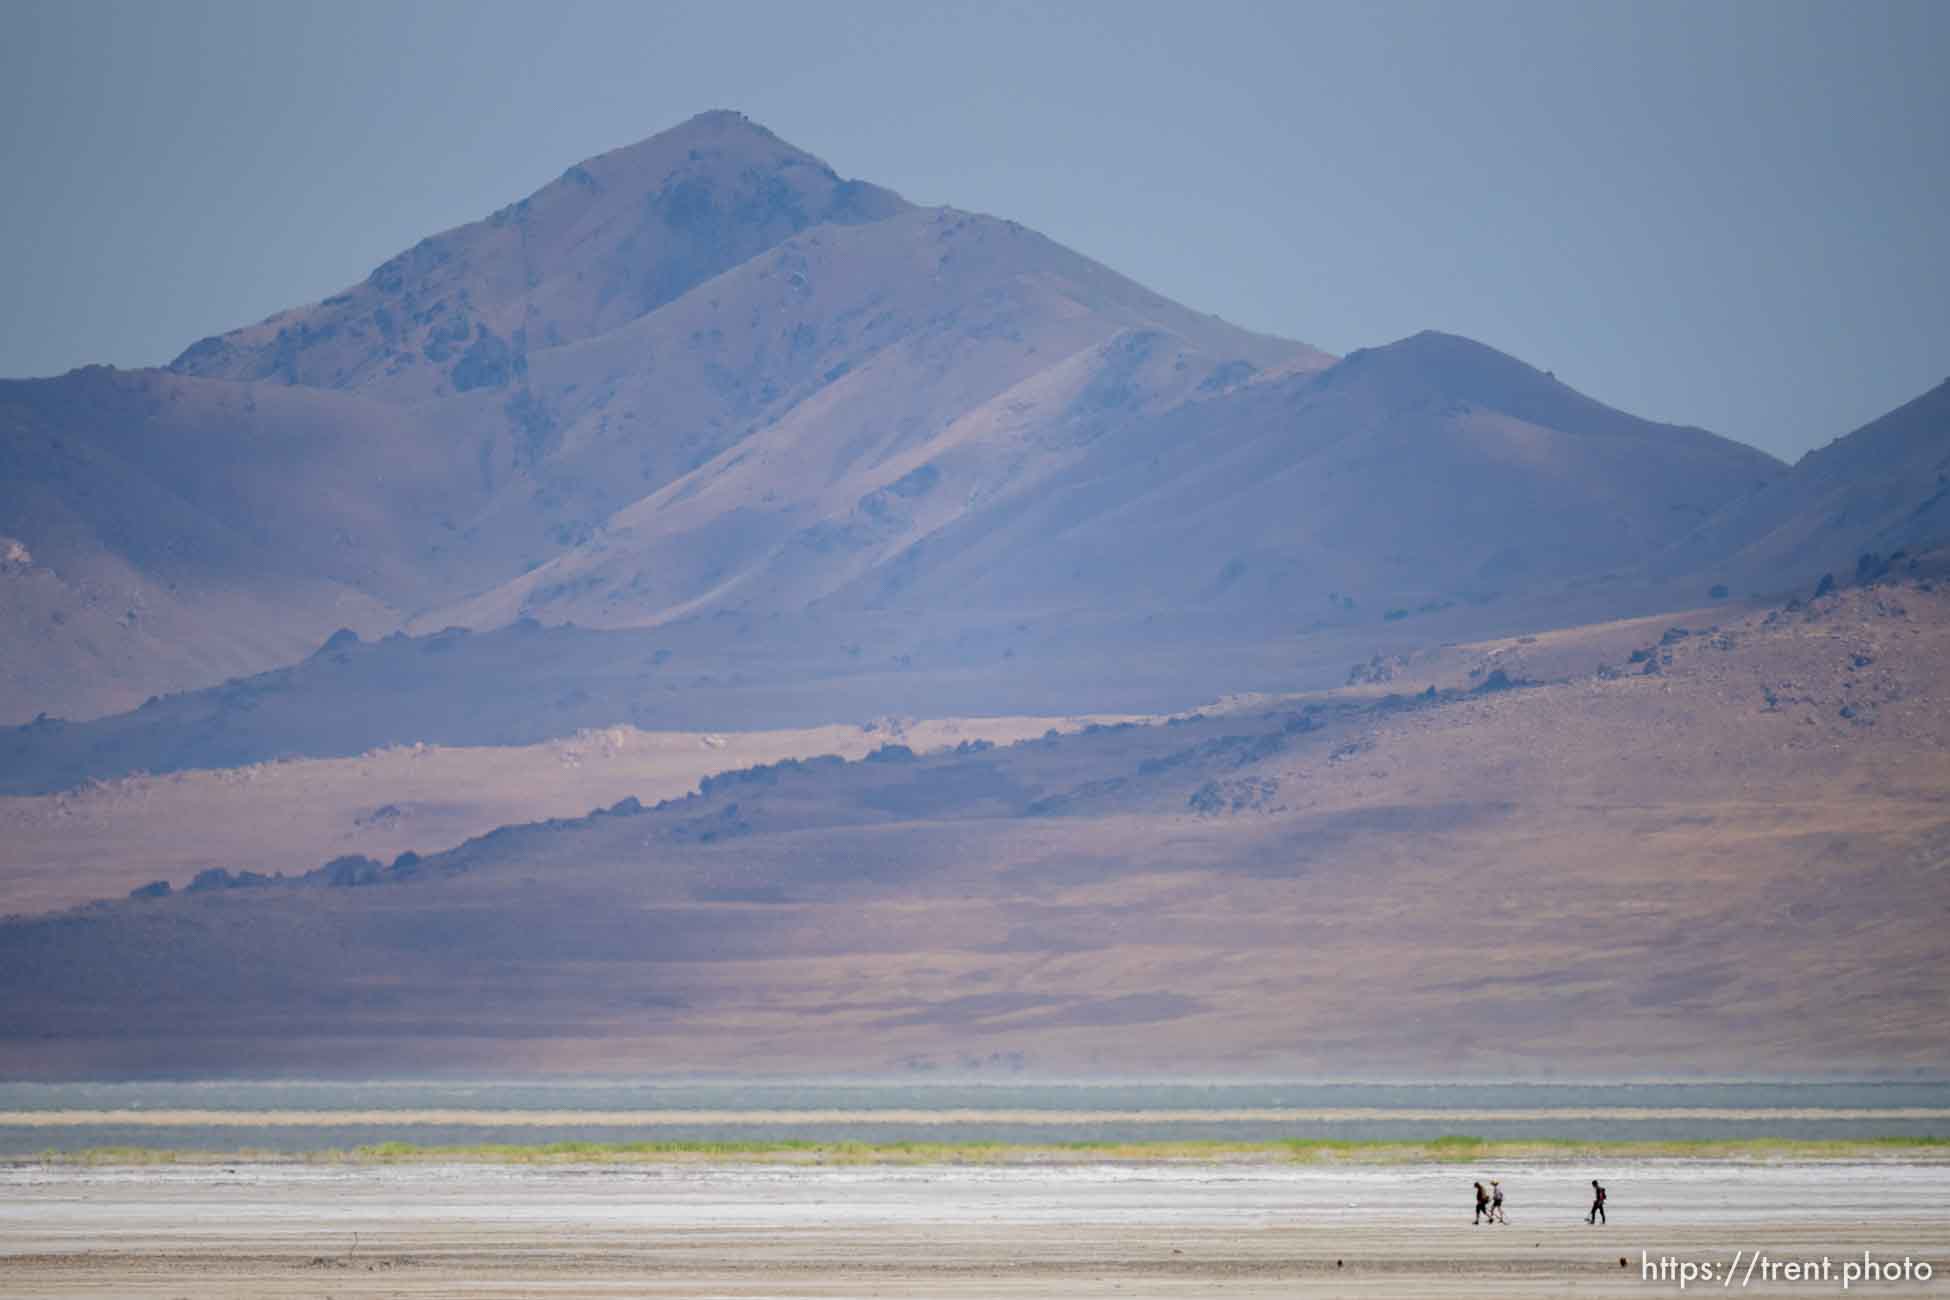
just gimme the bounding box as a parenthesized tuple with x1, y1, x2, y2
(2, 1160, 1944, 1297)
(8, 1226, 1943, 1298)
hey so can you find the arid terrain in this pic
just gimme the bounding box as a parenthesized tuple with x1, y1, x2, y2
(2, 575, 1944, 1077)
(3, 1159, 1944, 1299)
(0, 712, 1117, 916)
(2, 111, 1947, 1081)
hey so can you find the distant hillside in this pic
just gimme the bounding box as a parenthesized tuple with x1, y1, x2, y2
(3, 578, 1944, 1078)
(0, 366, 483, 718)
(0, 574, 1778, 796)
(1672, 379, 1950, 592)
(775, 330, 1784, 619)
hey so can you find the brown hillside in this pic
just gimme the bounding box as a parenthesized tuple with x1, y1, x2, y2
(0, 712, 1118, 917)
(3, 578, 1943, 1078)
(1670, 378, 1950, 591)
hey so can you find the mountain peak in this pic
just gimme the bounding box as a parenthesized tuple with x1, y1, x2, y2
(169, 112, 910, 399)
(586, 109, 817, 180)
(680, 107, 760, 127)
(1340, 330, 1548, 391)
(1327, 330, 1779, 468)
(667, 107, 778, 139)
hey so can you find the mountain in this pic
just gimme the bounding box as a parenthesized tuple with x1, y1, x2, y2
(0, 109, 1867, 741)
(2, 112, 1328, 722)
(1672, 378, 1950, 591)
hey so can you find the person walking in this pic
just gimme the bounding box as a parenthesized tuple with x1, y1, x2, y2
(1490, 1179, 1505, 1223)
(1474, 1181, 1490, 1224)
(1588, 1179, 1607, 1224)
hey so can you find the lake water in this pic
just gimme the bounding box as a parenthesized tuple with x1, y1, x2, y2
(1, 1081, 1946, 1154)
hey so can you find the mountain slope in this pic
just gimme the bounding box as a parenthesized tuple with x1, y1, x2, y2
(813, 330, 1784, 613)
(406, 203, 1322, 630)
(0, 366, 489, 719)
(469, 328, 1782, 632)
(1673, 378, 1950, 590)
(3, 580, 1943, 1077)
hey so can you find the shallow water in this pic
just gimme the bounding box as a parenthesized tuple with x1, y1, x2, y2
(8, 1079, 1948, 1111)
(1, 1081, 1946, 1153)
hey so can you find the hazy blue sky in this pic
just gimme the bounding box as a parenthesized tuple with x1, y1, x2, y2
(2, 0, 1944, 462)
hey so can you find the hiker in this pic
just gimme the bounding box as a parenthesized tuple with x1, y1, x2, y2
(1474, 1181, 1490, 1224)
(1588, 1179, 1607, 1224)
(1490, 1179, 1505, 1223)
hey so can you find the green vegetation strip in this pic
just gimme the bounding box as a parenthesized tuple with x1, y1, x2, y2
(18, 1136, 1950, 1167)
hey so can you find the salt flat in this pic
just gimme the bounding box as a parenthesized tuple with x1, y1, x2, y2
(1, 1160, 1943, 1297)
